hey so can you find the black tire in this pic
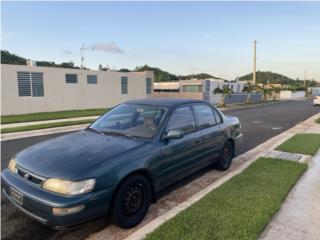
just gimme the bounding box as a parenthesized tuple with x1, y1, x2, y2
(111, 174, 151, 228)
(215, 141, 234, 171)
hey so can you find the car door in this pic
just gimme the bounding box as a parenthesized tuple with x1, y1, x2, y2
(192, 104, 225, 163)
(158, 105, 202, 189)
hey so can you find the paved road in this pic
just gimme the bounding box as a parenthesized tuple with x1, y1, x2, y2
(1, 100, 319, 240)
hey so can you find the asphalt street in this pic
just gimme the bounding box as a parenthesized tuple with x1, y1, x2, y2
(1, 99, 319, 240)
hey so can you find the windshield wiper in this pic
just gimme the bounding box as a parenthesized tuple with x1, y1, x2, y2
(85, 127, 102, 134)
(101, 131, 136, 140)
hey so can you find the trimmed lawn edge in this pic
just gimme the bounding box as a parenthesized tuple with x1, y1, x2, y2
(1, 119, 93, 133)
(145, 158, 307, 240)
(1, 108, 108, 124)
(276, 133, 320, 156)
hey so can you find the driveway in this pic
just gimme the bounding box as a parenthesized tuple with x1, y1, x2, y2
(1, 99, 319, 240)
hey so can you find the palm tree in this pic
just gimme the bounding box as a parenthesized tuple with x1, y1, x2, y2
(219, 85, 233, 107)
(243, 82, 255, 104)
(271, 86, 281, 101)
(256, 85, 271, 102)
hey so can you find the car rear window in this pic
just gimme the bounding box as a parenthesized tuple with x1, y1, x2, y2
(167, 106, 196, 134)
(193, 104, 216, 129)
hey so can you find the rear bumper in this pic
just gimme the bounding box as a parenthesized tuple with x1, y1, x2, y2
(1, 169, 115, 229)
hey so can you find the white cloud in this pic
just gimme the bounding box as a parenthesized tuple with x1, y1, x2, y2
(86, 42, 124, 54)
(61, 49, 73, 55)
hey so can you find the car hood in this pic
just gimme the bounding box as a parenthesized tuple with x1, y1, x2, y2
(15, 130, 147, 179)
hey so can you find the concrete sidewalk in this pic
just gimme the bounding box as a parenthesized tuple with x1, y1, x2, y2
(260, 150, 320, 240)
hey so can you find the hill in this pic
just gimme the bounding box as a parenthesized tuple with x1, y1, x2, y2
(239, 71, 318, 88)
(1, 50, 26, 65)
(134, 65, 219, 82)
(1, 50, 80, 69)
(2, 50, 317, 86)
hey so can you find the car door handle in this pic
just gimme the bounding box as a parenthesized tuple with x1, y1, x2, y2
(194, 140, 201, 144)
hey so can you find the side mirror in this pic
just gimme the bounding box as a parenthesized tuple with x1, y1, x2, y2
(164, 129, 184, 140)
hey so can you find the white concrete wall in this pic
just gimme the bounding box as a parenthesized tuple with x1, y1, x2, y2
(280, 90, 305, 99)
(1, 64, 154, 115)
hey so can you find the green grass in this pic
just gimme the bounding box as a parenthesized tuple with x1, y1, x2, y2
(1, 119, 93, 133)
(1, 108, 108, 124)
(145, 158, 307, 240)
(316, 117, 320, 124)
(276, 133, 320, 156)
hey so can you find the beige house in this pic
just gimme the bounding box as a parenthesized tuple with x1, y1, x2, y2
(1, 64, 154, 115)
(153, 80, 204, 100)
(153, 79, 245, 104)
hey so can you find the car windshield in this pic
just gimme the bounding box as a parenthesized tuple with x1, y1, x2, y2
(89, 104, 167, 139)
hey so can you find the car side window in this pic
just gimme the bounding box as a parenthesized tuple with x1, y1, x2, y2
(213, 108, 222, 124)
(166, 106, 196, 134)
(193, 104, 216, 129)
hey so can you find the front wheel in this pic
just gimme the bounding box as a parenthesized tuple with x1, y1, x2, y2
(215, 141, 234, 171)
(111, 174, 151, 228)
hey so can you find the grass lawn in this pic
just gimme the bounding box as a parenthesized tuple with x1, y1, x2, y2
(1, 108, 108, 124)
(1, 119, 93, 133)
(145, 158, 306, 240)
(276, 133, 320, 156)
(316, 117, 320, 124)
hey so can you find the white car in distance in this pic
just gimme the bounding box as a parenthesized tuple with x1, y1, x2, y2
(314, 94, 320, 106)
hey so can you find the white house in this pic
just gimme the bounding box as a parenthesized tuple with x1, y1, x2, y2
(1, 64, 154, 115)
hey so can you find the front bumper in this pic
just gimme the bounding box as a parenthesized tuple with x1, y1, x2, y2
(1, 169, 115, 229)
(234, 133, 243, 154)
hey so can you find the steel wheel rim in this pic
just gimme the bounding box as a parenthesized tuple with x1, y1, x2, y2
(122, 183, 144, 217)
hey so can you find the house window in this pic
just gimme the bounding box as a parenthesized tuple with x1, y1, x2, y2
(17, 72, 31, 96)
(31, 72, 44, 97)
(17, 71, 44, 97)
(146, 78, 152, 94)
(87, 75, 97, 84)
(182, 85, 203, 92)
(65, 74, 77, 84)
(121, 76, 128, 94)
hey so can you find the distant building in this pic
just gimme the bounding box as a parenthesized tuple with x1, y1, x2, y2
(1, 64, 154, 115)
(152, 78, 245, 104)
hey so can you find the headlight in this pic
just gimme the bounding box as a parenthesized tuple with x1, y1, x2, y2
(42, 178, 95, 195)
(8, 158, 17, 173)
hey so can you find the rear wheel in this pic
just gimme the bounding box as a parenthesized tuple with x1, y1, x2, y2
(215, 141, 234, 171)
(111, 174, 151, 228)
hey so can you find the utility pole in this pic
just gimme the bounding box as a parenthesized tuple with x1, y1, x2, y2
(252, 40, 257, 86)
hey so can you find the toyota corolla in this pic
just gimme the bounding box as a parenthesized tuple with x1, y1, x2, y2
(2, 98, 242, 229)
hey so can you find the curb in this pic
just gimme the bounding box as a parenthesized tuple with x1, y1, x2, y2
(87, 114, 319, 240)
(120, 112, 320, 240)
(219, 100, 281, 111)
(1, 115, 99, 129)
(1, 124, 89, 141)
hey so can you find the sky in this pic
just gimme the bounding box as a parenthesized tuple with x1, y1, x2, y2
(2, 1, 320, 81)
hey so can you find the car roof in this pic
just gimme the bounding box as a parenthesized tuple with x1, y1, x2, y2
(124, 98, 208, 108)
